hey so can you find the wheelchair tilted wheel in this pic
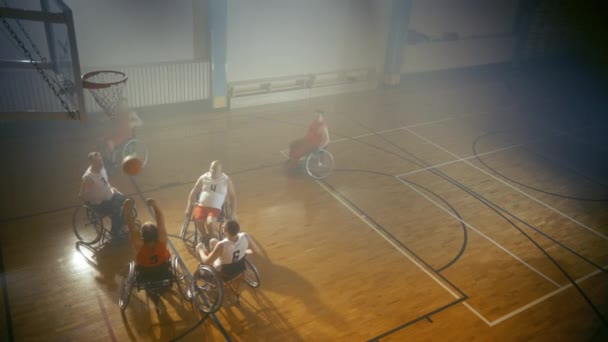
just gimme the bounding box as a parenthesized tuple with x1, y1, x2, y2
(172, 257, 192, 300)
(122, 138, 149, 166)
(244, 259, 261, 288)
(72, 206, 103, 245)
(180, 213, 191, 241)
(305, 149, 334, 179)
(191, 264, 224, 314)
(119, 261, 136, 312)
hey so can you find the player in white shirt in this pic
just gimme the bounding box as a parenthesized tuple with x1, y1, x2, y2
(185, 160, 237, 244)
(197, 220, 260, 279)
(78, 152, 128, 236)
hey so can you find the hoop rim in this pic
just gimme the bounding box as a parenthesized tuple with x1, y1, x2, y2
(81, 70, 128, 89)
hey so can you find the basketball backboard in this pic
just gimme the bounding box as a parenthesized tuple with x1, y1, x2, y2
(0, 0, 84, 121)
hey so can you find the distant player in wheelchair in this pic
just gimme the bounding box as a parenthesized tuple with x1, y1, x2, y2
(286, 110, 334, 179)
(98, 99, 148, 175)
(287, 110, 330, 170)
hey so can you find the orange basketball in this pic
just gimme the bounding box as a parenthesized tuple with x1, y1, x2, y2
(122, 155, 143, 176)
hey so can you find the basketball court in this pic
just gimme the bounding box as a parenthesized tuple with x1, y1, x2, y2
(1, 1, 607, 341)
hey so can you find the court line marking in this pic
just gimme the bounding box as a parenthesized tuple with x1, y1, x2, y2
(279, 148, 559, 291)
(314, 181, 462, 299)
(288, 148, 606, 329)
(312, 121, 606, 327)
(330, 116, 459, 144)
(278, 116, 459, 155)
(402, 127, 608, 240)
(395, 142, 524, 178)
(393, 177, 561, 288)
(281, 115, 605, 325)
(487, 264, 608, 326)
(96, 291, 117, 342)
(306, 174, 493, 325)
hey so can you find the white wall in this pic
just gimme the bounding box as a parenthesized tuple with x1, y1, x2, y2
(64, 0, 196, 67)
(2, 0, 520, 84)
(226, 0, 389, 82)
(403, 0, 517, 72)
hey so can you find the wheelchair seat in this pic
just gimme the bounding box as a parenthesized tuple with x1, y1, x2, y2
(220, 257, 247, 282)
(135, 261, 172, 290)
(119, 257, 192, 312)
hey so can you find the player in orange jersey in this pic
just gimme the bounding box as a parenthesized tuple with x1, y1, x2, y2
(124, 198, 171, 281)
(287, 110, 330, 170)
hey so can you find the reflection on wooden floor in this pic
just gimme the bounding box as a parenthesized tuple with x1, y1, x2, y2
(1, 69, 607, 341)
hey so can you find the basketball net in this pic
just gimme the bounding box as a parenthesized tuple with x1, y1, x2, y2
(82, 70, 128, 118)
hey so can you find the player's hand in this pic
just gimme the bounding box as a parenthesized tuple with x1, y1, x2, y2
(146, 198, 156, 207)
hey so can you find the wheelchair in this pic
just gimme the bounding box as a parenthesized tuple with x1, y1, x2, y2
(112, 138, 148, 167)
(100, 136, 148, 175)
(180, 202, 231, 251)
(304, 147, 334, 179)
(190, 255, 261, 314)
(119, 256, 192, 312)
(72, 202, 138, 247)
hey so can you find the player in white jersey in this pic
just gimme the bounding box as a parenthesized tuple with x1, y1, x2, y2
(197, 220, 259, 279)
(185, 160, 237, 244)
(78, 152, 128, 236)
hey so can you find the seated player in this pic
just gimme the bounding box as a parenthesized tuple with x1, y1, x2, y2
(197, 220, 259, 281)
(102, 100, 143, 169)
(124, 198, 171, 282)
(185, 160, 237, 246)
(287, 110, 330, 170)
(78, 151, 128, 237)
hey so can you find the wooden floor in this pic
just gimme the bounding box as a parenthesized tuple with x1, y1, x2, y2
(1, 65, 608, 341)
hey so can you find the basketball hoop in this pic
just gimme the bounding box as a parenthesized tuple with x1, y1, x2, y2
(82, 70, 128, 118)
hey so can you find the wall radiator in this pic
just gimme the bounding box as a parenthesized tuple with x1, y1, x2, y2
(0, 60, 211, 115)
(83, 60, 211, 112)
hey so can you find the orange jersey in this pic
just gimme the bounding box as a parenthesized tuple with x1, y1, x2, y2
(136, 242, 170, 267)
(304, 120, 327, 146)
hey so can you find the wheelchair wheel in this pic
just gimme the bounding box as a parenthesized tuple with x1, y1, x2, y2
(180, 213, 191, 241)
(72, 206, 103, 245)
(119, 262, 136, 311)
(122, 139, 149, 167)
(191, 265, 223, 314)
(172, 257, 192, 300)
(305, 149, 334, 179)
(244, 259, 261, 288)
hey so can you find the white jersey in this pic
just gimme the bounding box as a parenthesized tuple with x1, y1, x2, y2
(81, 167, 113, 205)
(197, 172, 229, 209)
(217, 233, 249, 266)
